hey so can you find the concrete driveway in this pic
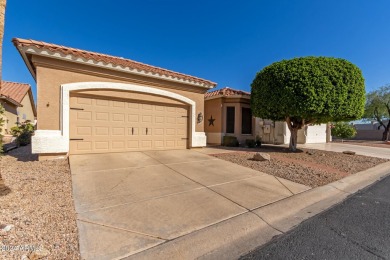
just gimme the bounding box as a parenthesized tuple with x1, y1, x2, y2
(69, 149, 310, 259)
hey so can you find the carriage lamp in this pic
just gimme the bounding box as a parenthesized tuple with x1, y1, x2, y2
(197, 112, 204, 124)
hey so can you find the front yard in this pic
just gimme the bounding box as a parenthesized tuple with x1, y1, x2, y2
(212, 146, 388, 187)
(0, 145, 79, 259)
(0, 144, 388, 259)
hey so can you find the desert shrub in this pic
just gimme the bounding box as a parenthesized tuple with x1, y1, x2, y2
(11, 120, 34, 146)
(255, 135, 262, 147)
(331, 122, 357, 139)
(245, 139, 256, 148)
(223, 136, 239, 147)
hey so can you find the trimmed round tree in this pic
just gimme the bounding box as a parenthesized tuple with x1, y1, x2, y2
(251, 57, 365, 151)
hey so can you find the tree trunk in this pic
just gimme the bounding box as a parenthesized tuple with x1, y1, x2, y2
(382, 121, 390, 142)
(289, 127, 298, 152)
(286, 116, 305, 152)
(383, 129, 389, 142)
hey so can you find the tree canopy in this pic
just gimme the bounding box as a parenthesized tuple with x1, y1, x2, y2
(251, 56, 365, 150)
(363, 85, 390, 140)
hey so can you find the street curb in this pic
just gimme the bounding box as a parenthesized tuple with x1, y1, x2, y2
(125, 161, 390, 260)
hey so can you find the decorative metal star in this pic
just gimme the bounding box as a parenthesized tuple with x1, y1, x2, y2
(208, 115, 215, 126)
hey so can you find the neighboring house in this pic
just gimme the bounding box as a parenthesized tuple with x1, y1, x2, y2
(0, 81, 36, 140)
(353, 121, 388, 140)
(13, 38, 217, 160)
(204, 87, 255, 145)
(255, 118, 330, 144)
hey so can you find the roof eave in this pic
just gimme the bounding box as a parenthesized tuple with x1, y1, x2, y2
(205, 94, 251, 101)
(14, 44, 37, 81)
(15, 43, 217, 89)
(0, 95, 23, 107)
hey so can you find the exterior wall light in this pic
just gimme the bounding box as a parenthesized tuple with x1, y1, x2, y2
(197, 112, 203, 124)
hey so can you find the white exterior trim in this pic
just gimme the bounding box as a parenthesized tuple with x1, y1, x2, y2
(21, 46, 215, 89)
(32, 82, 207, 154)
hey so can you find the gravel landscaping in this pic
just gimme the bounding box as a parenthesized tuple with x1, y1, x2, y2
(0, 145, 80, 259)
(212, 146, 388, 187)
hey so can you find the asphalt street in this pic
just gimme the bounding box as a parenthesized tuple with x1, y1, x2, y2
(241, 175, 390, 260)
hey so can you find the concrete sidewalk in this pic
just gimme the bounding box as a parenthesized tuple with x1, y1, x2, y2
(299, 142, 390, 159)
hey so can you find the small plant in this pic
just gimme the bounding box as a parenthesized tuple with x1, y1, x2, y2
(11, 120, 34, 146)
(255, 135, 262, 147)
(223, 136, 239, 147)
(331, 122, 357, 140)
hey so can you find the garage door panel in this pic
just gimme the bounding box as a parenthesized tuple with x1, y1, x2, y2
(95, 141, 110, 150)
(112, 127, 125, 136)
(70, 96, 188, 154)
(77, 111, 92, 120)
(112, 113, 125, 122)
(128, 114, 139, 123)
(127, 127, 139, 135)
(96, 112, 109, 121)
(95, 127, 109, 136)
(96, 99, 110, 106)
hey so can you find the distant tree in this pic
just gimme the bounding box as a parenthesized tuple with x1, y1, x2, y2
(331, 122, 357, 139)
(363, 85, 390, 141)
(251, 57, 365, 151)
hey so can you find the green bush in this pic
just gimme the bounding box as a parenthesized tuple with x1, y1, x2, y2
(223, 136, 239, 147)
(11, 120, 35, 146)
(255, 135, 262, 147)
(245, 139, 256, 148)
(331, 122, 357, 139)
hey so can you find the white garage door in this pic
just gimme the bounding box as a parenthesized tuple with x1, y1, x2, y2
(69, 96, 188, 154)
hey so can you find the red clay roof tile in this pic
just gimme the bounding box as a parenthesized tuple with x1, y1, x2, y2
(12, 38, 217, 87)
(0, 81, 31, 103)
(205, 87, 250, 99)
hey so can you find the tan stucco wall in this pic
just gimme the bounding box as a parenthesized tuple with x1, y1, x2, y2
(33, 55, 207, 133)
(1, 101, 18, 134)
(17, 93, 36, 123)
(204, 97, 255, 145)
(204, 98, 222, 133)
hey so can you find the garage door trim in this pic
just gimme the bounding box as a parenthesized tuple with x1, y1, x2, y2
(59, 82, 203, 153)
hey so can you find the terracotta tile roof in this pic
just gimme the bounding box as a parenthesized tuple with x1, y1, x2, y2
(205, 87, 250, 99)
(0, 81, 30, 104)
(12, 38, 217, 87)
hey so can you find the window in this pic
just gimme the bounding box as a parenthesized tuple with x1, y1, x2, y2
(23, 114, 26, 120)
(226, 107, 235, 133)
(241, 107, 252, 134)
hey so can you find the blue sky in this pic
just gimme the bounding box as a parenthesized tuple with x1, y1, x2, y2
(3, 0, 390, 99)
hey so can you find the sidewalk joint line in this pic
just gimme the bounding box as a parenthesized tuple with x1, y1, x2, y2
(77, 218, 167, 241)
(274, 176, 295, 195)
(141, 151, 250, 211)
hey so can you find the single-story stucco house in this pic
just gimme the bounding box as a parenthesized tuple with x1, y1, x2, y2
(0, 81, 36, 141)
(204, 87, 255, 145)
(204, 86, 329, 146)
(13, 38, 217, 160)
